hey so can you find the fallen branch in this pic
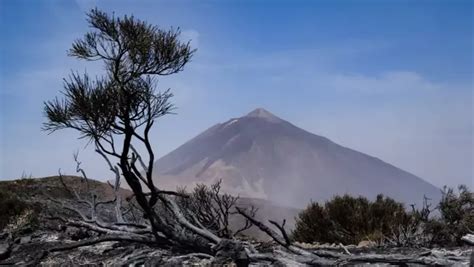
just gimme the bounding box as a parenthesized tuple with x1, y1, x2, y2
(461, 234, 474, 246)
(339, 243, 352, 255)
(268, 219, 291, 246)
(236, 206, 466, 266)
(236, 207, 289, 248)
(338, 253, 456, 265)
(48, 235, 156, 253)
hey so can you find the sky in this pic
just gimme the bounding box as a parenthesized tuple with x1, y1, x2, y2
(0, 0, 472, 188)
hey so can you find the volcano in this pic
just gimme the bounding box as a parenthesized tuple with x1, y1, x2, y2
(153, 108, 441, 208)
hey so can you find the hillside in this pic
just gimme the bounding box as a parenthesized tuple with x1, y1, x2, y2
(0, 176, 298, 240)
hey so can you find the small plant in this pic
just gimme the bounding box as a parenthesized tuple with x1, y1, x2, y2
(4, 208, 38, 234)
(0, 189, 30, 231)
(20, 171, 33, 179)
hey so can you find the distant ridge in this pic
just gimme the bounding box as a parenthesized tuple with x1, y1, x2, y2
(153, 108, 441, 208)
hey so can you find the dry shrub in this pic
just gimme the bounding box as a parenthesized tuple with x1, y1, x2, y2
(176, 180, 256, 239)
(426, 185, 474, 246)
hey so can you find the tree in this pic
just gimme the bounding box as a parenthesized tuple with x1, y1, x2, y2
(43, 8, 227, 255)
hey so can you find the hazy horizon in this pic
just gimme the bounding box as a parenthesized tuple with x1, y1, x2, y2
(1, 0, 472, 189)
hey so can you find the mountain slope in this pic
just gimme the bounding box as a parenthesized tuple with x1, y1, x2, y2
(153, 108, 441, 208)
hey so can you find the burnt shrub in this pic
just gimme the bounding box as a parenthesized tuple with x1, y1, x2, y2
(386, 196, 434, 247)
(427, 185, 474, 245)
(175, 180, 257, 239)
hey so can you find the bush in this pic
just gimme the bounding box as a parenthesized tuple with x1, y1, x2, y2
(428, 185, 474, 245)
(293, 185, 474, 247)
(291, 202, 334, 243)
(292, 194, 406, 245)
(0, 188, 29, 230)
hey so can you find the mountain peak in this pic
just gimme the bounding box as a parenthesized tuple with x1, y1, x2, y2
(245, 108, 282, 122)
(154, 106, 441, 209)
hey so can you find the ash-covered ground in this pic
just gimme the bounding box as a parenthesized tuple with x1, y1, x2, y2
(0, 176, 472, 266)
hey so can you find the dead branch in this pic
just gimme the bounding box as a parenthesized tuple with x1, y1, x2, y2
(461, 234, 474, 245)
(236, 207, 290, 248)
(176, 180, 257, 239)
(73, 151, 90, 191)
(96, 148, 125, 223)
(268, 219, 291, 246)
(233, 205, 258, 236)
(48, 235, 155, 253)
(338, 243, 352, 255)
(34, 235, 159, 264)
(337, 253, 456, 265)
(130, 144, 148, 173)
(163, 195, 222, 244)
(56, 167, 116, 223)
(237, 207, 463, 266)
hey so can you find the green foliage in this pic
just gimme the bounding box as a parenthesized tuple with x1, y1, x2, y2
(43, 8, 193, 141)
(293, 185, 474, 246)
(291, 202, 333, 243)
(292, 194, 406, 245)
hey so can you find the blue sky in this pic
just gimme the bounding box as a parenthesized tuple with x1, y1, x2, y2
(0, 0, 472, 188)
